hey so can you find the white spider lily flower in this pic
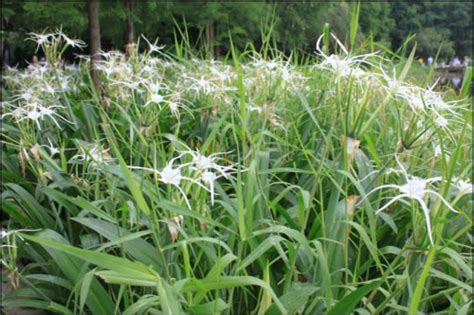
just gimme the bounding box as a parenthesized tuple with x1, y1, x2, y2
(70, 143, 114, 167)
(60, 79, 70, 92)
(129, 157, 207, 209)
(395, 80, 465, 117)
(148, 82, 162, 93)
(184, 150, 237, 178)
(141, 35, 165, 53)
(168, 100, 192, 120)
(160, 164, 183, 186)
(21, 91, 34, 101)
(247, 104, 263, 113)
(3, 102, 70, 130)
(58, 32, 87, 49)
(250, 57, 280, 71)
(145, 58, 160, 66)
(164, 93, 192, 121)
(210, 66, 232, 82)
(34, 105, 69, 128)
(435, 115, 448, 128)
(41, 138, 60, 156)
(381, 68, 417, 97)
(27, 32, 54, 50)
(97, 49, 124, 60)
(109, 78, 146, 94)
(281, 67, 291, 81)
(193, 154, 213, 171)
(42, 83, 56, 95)
(433, 143, 451, 160)
(451, 178, 473, 196)
(144, 93, 164, 107)
(24, 108, 41, 126)
(361, 156, 459, 245)
(187, 76, 216, 95)
(1, 229, 39, 239)
(96, 64, 118, 77)
(65, 63, 80, 72)
(168, 101, 179, 118)
(7, 89, 34, 103)
(421, 82, 466, 116)
(315, 33, 379, 80)
(140, 65, 154, 74)
(1, 107, 23, 120)
(399, 91, 427, 113)
(176, 149, 238, 205)
(1, 229, 40, 248)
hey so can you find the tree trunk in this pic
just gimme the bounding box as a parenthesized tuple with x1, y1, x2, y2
(205, 21, 214, 59)
(125, 0, 134, 45)
(1, 16, 8, 69)
(87, 0, 101, 92)
(214, 23, 220, 59)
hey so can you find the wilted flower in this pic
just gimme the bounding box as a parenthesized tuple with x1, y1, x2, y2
(166, 215, 184, 242)
(340, 135, 361, 165)
(30, 144, 41, 161)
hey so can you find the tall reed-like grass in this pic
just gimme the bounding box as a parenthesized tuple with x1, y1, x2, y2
(1, 25, 472, 315)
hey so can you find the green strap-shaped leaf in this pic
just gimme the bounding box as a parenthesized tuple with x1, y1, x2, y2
(327, 280, 382, 315)
(23, 231, 159, 282)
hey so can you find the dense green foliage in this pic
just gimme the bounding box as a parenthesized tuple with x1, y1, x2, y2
(1, 24, 472, 314)
(1, 1, 472, 66)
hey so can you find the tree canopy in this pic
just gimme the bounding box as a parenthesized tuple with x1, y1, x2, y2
(1, 1, 472, 66)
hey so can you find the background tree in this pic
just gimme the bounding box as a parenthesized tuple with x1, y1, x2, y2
(358, 2, 394, 47)
(390, 1, 471, 59)
(416, 27, 455, 60)
(0, 1, 471, 66)
(124, 0, 134, 56)
(87, 0, 101, 92)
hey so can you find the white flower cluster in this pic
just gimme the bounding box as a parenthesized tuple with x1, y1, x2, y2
(314, 33, 381, 83)
(130, 149, 237, 209)
(361, 155, 470, 245)
(69, 142, 115, 169)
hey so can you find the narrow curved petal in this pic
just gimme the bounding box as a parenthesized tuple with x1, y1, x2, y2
(360, 184, 401, 203)
(425, 190, 459, 213)
(414, 197, 434, 246)
(175, 184, 192, 210)
(375, 194, 408, 214)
